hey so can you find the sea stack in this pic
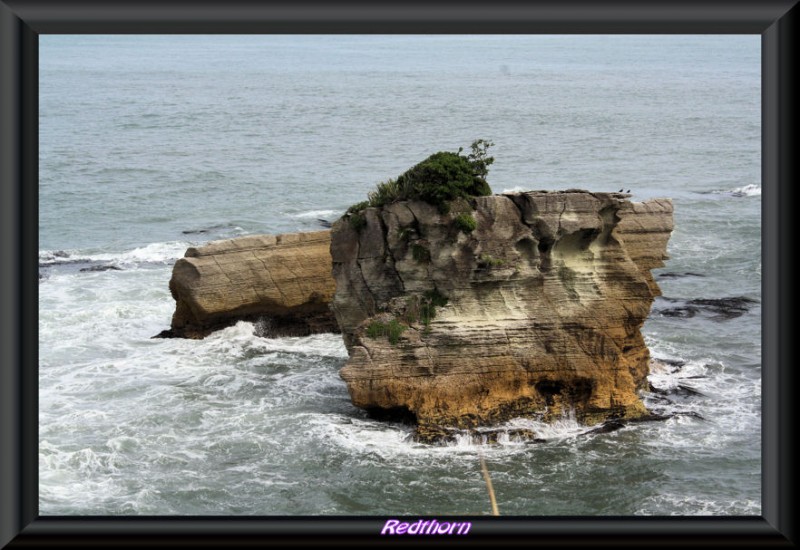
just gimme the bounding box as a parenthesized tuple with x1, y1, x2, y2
(330, 190, 673, 442)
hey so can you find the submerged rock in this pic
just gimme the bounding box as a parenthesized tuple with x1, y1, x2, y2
(654, 296, 758, 320)
(79, 264, 122, 272)
(163, 230, 338, 339)
(656, 271, 705, 279)
(330, 190, 673, 440)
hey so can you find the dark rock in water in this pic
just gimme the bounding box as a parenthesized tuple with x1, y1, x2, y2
(637, 411, 705, 422)
(152, 329, 177, 339)
(182, 223, 239, 236)
(505, 428, 540, 442)
(414, 424, 545, 445)
(39, 250, 92, 267)
(80, 264, 122, 272)
(656, 271, 705, 280)
(648, 381, 706, 398)
(648, 383, 669, 395)
(39, 250, 71, 264)
(39, 258, 92, 268)
(317, 218, 333, 228)
(676, 383, 706, 397)
(658, 305, 700, 318)
(480, 427, 541, 443)
(646, 394, 673, 406)
(466, 428, 542, 444)
(414, 424, 457, 445)
(628, 413, 673, 422)
(686, 297, 758, 319)
(584, 419, 627, 435)
(655, 295, 757, 320)
(674, 411, 705, 421)
(655, 357, 687, 369)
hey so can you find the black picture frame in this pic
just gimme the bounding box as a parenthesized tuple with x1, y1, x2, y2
(1, 1, 796, 547)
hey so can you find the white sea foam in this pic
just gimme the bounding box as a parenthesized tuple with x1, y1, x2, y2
(111, 242, 190, 264)
(40, 241, 191, 267)
(729, 184, 761, 197)
(308, 407, 591, 469)
(635, 494, 761, 516)
(499, 410, 589, 440)
(501, 186, 529, 194)
(203, 321, 348, 359)
(647, 358, 711, 393)
(287, 209, 340, 219)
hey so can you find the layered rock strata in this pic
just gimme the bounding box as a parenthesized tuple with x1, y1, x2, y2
(330, 190, 673, 442)
(164, 230, 338, 339)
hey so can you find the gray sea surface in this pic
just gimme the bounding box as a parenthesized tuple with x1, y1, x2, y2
(39, 35, 761, 516)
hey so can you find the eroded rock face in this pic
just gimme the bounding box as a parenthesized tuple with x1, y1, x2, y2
(164, 230, 338, 339)
(330, 191, 673, 441)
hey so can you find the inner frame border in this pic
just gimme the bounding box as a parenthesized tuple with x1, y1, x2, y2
(1, 1, 796, 546)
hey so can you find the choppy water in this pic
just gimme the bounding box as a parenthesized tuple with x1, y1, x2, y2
(39, 35, 761, 516)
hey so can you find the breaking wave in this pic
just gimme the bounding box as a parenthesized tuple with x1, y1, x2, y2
(729, 184, 761, 197)
(287, 209, 341, 220)
(40, 241, 191, 268)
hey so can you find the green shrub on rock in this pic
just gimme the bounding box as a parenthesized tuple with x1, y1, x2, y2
(347, 139, 495, 215)
(347, 201, 370, 214)
(395, 151, 486, 213)
(454, 213, 477, 234)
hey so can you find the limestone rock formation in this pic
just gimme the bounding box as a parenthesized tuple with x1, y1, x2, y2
(163, 230, 338, 339)
(330, 190, 673, 442)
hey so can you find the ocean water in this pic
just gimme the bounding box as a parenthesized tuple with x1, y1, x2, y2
(39, 35, 761, 516)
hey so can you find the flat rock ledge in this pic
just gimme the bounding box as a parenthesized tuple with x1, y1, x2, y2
(159, 230, 338, 339)
(330, 190, 673, 443)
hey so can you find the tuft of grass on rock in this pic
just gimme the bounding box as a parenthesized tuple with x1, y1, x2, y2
(386, 319, 407, 345)
(478, 254, 506, 268)
(365, 319, 406, 345)
(366, 321, 387, 338)
(419, 288, 449, 326)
